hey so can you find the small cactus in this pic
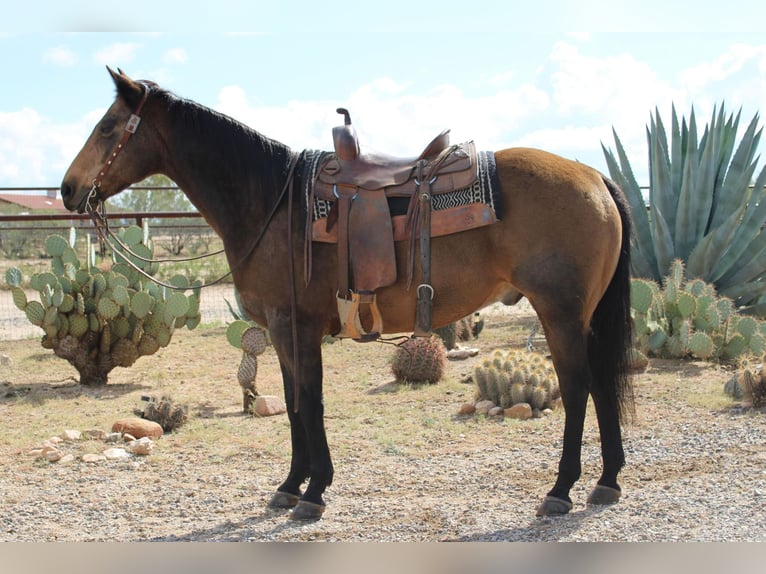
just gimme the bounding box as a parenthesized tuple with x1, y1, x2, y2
(391, 335, 448, 384)
(472, 348, 559, 411)
(136, 395, 189, 432)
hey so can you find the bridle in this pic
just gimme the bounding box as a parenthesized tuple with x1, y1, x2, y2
(85, 81, 150, 214)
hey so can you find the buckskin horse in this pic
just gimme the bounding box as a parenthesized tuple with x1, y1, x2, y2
(60, 68, 634, 521)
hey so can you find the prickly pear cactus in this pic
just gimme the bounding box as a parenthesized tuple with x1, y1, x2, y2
(472, 348, 560, 411)
(391, 335, 448, 384)
(631, 259, 766, 363)
(5, 226, 202, 385)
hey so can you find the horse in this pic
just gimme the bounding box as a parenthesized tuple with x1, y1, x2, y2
(60, 68, 634, 521)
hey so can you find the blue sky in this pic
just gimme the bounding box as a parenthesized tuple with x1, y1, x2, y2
(2, 1, 766, 190)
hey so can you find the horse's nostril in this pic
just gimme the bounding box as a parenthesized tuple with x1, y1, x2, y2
(60, 183, 71, 201)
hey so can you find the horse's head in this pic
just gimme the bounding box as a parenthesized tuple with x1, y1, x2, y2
(60, 67, 161, 213)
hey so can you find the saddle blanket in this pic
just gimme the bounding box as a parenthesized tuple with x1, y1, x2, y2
(299, 148, 502, 243)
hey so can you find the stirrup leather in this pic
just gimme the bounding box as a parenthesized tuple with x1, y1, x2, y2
(335, 291, 383, 342)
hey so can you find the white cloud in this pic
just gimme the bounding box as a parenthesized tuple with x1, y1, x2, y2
(680, 43, 766, 94)
(163, 48, 187, 64)
(43, 46, 77, 67)
(216, 78, 550, 158)
(0, 106, 105, 186)
(93, 42, 140, 65)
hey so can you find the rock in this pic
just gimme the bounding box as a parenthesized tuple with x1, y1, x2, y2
(122, 433, 137, 442)
(457, 403, 476, 415)
(45, 449, 63, 462)
(488, 406, 504, 417)
(59, 454, 75, 465)
(82, 453, 106, 463)
(0, 354, 10, 366)
(474, 400, 496, 415)
(103, 447, 130, 460)
(104, 432, 122, 443)
(82, 428, 107, 440)
(504, 403, 533, 420)
(111, 417, 164, 439)
(128, 437, 155, 456)
(446, 348, 480, 360)
(26, 448, 44, 458)
(253, 395, 286, 417)
(542, 408, 554, 417)
(62, 429, 82, 442)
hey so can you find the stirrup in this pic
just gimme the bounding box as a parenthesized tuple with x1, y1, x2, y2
(335, 291, 383, 342)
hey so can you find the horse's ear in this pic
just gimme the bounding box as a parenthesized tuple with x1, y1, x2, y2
(106, 66, 144, 111)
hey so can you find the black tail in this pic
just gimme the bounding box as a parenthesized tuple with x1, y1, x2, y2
(588, 177, 635, 424)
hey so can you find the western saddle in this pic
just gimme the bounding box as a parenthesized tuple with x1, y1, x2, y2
(310, 108, 489, 342)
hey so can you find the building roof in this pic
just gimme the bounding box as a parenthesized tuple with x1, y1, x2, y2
(0, 193, 68, 212)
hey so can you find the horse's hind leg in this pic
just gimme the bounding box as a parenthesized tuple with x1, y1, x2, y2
(586, 385, 625, 506)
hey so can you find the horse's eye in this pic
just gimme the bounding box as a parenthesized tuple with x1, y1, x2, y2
(99, 119, 117, 135)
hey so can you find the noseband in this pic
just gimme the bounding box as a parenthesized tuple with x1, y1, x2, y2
(85, 81, 150, 213)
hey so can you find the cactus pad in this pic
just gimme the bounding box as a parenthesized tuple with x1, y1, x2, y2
(226, 320, 251, 349)
(5, 267, 22, 287)
(25, 301, 45, 326)
(11, 287, 27, 311)
(241, 326, 268, 356)
(44, 234, 69, 257)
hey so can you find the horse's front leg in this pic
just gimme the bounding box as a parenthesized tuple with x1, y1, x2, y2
(266, 319, 333, 521)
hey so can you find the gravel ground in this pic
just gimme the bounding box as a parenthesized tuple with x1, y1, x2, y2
(2, 367, 765, 541)
(2, 294, 765, 541)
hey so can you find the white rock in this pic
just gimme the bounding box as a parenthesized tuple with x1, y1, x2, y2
(128, 437, 155, 456)
(254, 395, 287, 417)
(103, 447, 130, 460)
(474, 400, 496, 415)
(82, 453, 106, 463)
(59, 454, 75, 465)
(62, 429, 82, 442)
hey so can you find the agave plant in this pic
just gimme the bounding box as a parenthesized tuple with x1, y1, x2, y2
(602, 103, 766, 314)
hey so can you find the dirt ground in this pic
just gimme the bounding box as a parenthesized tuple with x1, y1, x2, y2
(1, 298, 765, 541)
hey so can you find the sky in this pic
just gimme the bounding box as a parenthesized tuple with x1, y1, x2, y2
(2, 1, 766, 192)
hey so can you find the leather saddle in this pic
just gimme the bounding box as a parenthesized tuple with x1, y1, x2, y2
(308, 108, 482, 342)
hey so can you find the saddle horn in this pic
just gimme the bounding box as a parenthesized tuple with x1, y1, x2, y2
(332, 108, 359, 161)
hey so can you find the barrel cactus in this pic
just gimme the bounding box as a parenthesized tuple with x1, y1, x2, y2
(5, 226, 202, 385)
(473, 348, 560, 411)
(391, 335, 448, 384)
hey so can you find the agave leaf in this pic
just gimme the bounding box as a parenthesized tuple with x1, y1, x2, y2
(686, 196, 748, 279)
(649, 203, 675, 275)
(709, 168, 766, 282)
(602, 138, 658, 278)
(648, 112, 676, 234)
(711, 112, 761, 229)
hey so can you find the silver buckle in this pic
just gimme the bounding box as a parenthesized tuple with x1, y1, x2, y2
(125, 114, 141, 133)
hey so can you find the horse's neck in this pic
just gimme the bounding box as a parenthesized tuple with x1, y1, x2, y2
(159, 114, 295, 254)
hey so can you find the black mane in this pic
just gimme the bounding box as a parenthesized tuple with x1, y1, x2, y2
(154, 87, 296, 202)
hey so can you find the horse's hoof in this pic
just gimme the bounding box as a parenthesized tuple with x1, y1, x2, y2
(587, 484, 621, 506)
(289, 500, 326, 521)
(535, 495, 573, 516)
(268, 491, 300, 509)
